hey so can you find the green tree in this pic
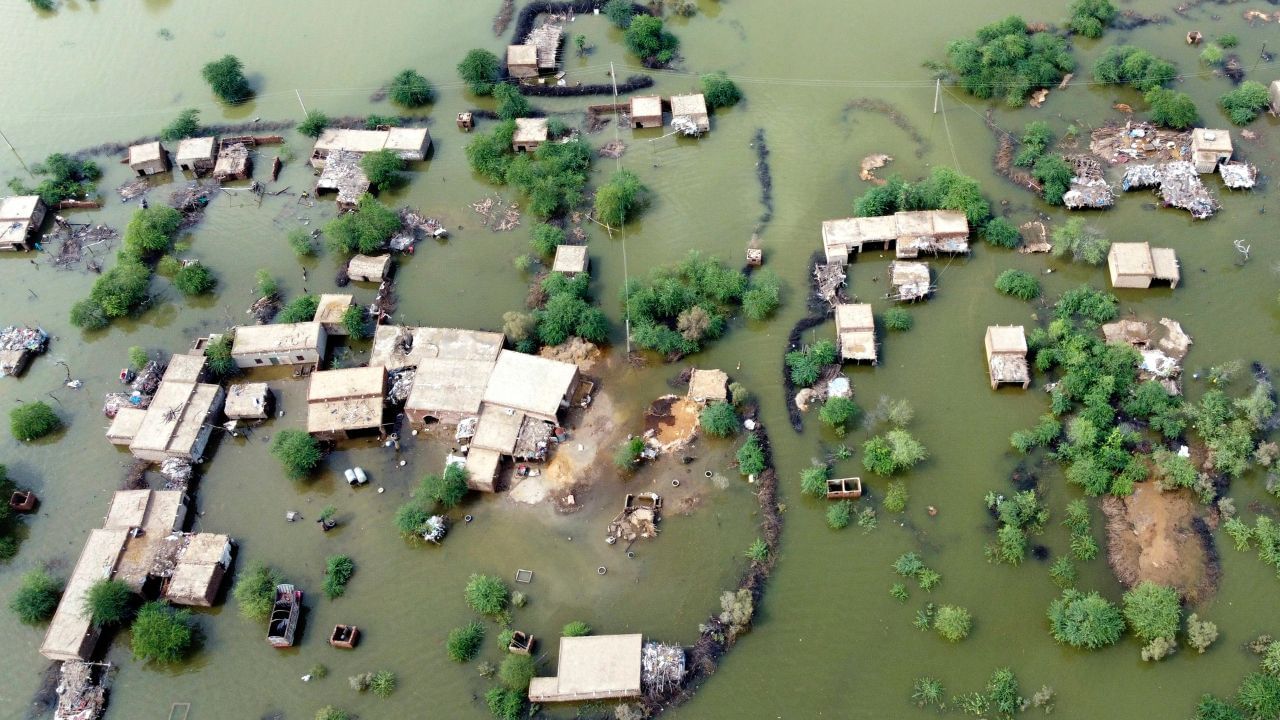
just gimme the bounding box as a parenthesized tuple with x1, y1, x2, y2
(203, 334, 236, 377)
(130, 601, 194, 663)
(395, 501, 432, 537)
(700, 402, 740, 437)
(883, 307, 913, 331)
(982, 216, 1021, 248)
(1145, 88, 1199, 129)
(287, 227, 316, 256)
(994, 269, 1041, 300)
(827, 500, 853, 529)
(529, 223, 564, 256)
(422, 465, 470, 508)
(819, 396, 860, 436)
(562, 621, 591, 637)
(160, 108, 201, 142)
(11, 153, 100, 206)
(1201, 44, 1225, 66)
(1092, 46, 1177, 92)
(298, 110, 330, 138)
(494, 84, 531, 121)
(447, 621, 485, 662)
(1221, 81, 1271, 125)
(1047, 589, 1125, 649)
(1052, 218, 1109, 265)
(624, 16, 678, 63)
(736, 435, 766, 476)
(799, 465, 829, 497)
(934, 605, 972, 642)
(1068, 0, 1116, 38)
(946, 17, 1075, 106)
(389, 69, 434, 107)
(340, 305, 370, 339)
(9, 570, 61, 624)
(742, 270, 781, 321)
(1033, 154, 1073, 205)
(173, 262, 216, 296)
(745, 537, 769, 562)
(1237, 673, 1280, 719)
(862, 429, 927, 475)
(201, 54, 252, 104)
(603, 0, 635, 28)
(1122, 581, 1181, 643)
(231, 562, 283, 622)
(323, 555, 355, 599)
(270, 430, 323, 479)
(465, 574, 509, 616)
(10, 402, 60, 441)
(485, 686, 526, 720)
(457, 49, 501, 95)
(124, 205, 182, 257)
(614, 437, 646, 470)
(701, 71, 742, 109)
(465, 120, 516, 184)
(324, 194, 401, 254)
(884, 481, 909, 512)
(277, 294, 319, 324)
(499, 654, 536, 691)
(594, 169, 648, 227)
(315, 708, 351, 720)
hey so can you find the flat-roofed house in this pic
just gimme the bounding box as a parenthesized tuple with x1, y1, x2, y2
(528, 634, 643, 703)
(224, 382, 271, 420)
(310, 127, 431, 169)
(507, 44, 539, 78)
(106, 406, 148, 446)
(985, 325, 1030, 390)
(630, 95, 663, 128)
(175, 137, 218, 174)
(552, 244, 588, 275)
(822, 210, 970, 264)
(1190, 128, 1232, 173)
(213, 142, 252, 182)
(128, 141, 169, 176)
(669, 93, 710, 133)
(835, 303, 877, 364)
(306, 366, 386, 440)
(165, 532, 233, 606)
(482, 349, 579, 424)
(347, 254, 392, 283)
(513, 118, 549, 153)
(0, 195, 47, 251)
(314, 294, 355, 336)
(370, 326, 505, 424)
(40, 528, 130, 661)
(687, 368, 728, 404)
(384, 128, 432, 161)
(128, 358, 224, 463)
(1108, 242, 1180, 289)
(230, 322, 327, 368)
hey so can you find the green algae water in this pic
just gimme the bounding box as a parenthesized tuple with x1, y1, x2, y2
(1, 1, 1279, 718)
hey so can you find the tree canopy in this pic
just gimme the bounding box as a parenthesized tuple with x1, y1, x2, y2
(361, 149, 405, 192)
(160, 109, 201, 142)
(201, 54, 252, 104)
(130, 601, 195, 663)
(624, 16, 678, 63)
(1047, 588, 1125, 649)
(701, 71, 742, 109)
(946, 16, 1075, 106)
(324, 194, 402, 254)
(457, 49, 501, 95)
(593, 169, 648, 226)
(389, 69, 434, 107)
(10, 401, 61, 441)
(270, 430, 323, 479)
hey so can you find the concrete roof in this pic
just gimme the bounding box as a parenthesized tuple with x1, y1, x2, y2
(164, 353, 206, 384)
(823, 215, 899, 246)
(482, 350, 577, 418)
(835, 303, 874, 332)
(307, 367, 385, 434)
(630, 95, 662, 118)
(232, 322, 325, 356)
(1150, 247, 1180, 283)
(348, 253, 392, 279)
(985, 325, 1028, 355)
(314, 128, 391, 154)
(529, 634, 643, 702)
(166, 534, 231, 605)
(308, 366, 385, 402)
(1191, 128, 1232, 153)
(385, 127, 430, 153)
(840, 330, 877, 362)
(552, 244, 588, 274)
(406, 357, 498, 419)
(104, 489, 185, 532)
(0, 220, 33, 247)
(471, 403, 525, 454)
(0, 195, 42, 220)
(129, 141, 164, 164)
(507, 44, 538, 66)
(1109, 242, 1155, 276)
(314, 294, 355, 325)
(369, 325, 504, 371)
(889, 261, 930, 286)
(688, 368, 728, 403)
(225, 382, 270, 419)
(175, 136, 217, 162)
(106, 406, 147, 443)
(40, 529, 129, 661)
(129, 381, 222, 457)
(669, 93, 708, 118)
(465, 446, 503, 484)
(514, 118, 549, 143)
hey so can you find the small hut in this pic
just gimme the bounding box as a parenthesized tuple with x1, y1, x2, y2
(887, 261, 931, 301)
(175, 137, 217, 175)
(0, 195, 47, 251)
(314, 293, 355, 335)
(630, 95, 663, 129)
(348, 254, 392, 283)
(669, 93, 710, 134)
(834, 303, 877, 364)
(457, 112, 474, 131)
(1189, 129, 1232, 173)
(687, 368, 728, 404)
(128, 141, 169, 176)
(224, 382, 271, 420)
(507, 45, 539, 79)
(984, 325, 1030, 390)
(1107, 242, 1179, 289)
(513, 118, 549, 153)
(213, 142, 252, 182)
(551, 244, 588, 275)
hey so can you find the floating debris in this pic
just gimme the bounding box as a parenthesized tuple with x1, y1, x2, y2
(1218, 161, 1257, 189)
(0, 325, 49, 377)
(470, 195, 521, 231)
(1121, 161, 1219, 219)
(116, 179, 149, 202)
(858, 153, 893, 185)
(598, 140, 627, 159)
(1018, 220, 1051, 254)
(1090, 122, 1190, 165)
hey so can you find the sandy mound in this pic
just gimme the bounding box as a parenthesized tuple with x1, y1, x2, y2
(644, 395, 700, 452)
(1102, 483, 1219, 603)
(539, 337, 602, 372)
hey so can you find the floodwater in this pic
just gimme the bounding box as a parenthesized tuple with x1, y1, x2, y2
(1, 1, 1279, 718)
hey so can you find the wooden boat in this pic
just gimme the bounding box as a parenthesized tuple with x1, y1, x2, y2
(266, 584, 302, 648)
(329, 624, 359, 649)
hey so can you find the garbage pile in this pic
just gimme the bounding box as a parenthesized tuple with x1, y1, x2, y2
(1121, 161, 1219, 219)
(54, 660, 108, 720)
(641, 642, 685, 694)
(387, 368, 415, 404)
(160, 458, 194, 490)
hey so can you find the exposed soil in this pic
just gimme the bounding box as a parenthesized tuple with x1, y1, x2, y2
(508, 388, 617, 505)
(643, 395, 701, 451)
(537, 337, 602, 372)
(1101, 483, 1220, 603)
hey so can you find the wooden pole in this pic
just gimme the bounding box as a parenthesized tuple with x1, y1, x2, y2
(0, 125, 33, 177)
(295, 90, 308, 116)
(933, 78, 941, 115)
(610, 61, 632, 354)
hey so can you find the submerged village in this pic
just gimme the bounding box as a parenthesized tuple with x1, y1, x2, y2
(3, 1, 1280, 719)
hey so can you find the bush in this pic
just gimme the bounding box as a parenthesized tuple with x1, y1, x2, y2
(1068, 0, 1116, 38)
(1221, 81, 1271, 125)
(287, 227, 315, 256)
(507, 138, 593, 218)
(883, 307, 913, 331)
(494, 84, 531, 121)
(1145, 88, 1199, 129)
(270, 430, 323, 479)
(1047, 589, 1125, 648)
(324, 194, 401, 254)
(624, 15, 678, 63)
(854, 166, 991, 226)
(1092, 46, 1177, 92)
(785, 339, 838, 386)
(465, 120, 516, 184)
(339, 305, 369, 340)
(499, 654, 536, 691)
(884, 481, 909, 512)
(124, 205, 182, 257)
(389, 69, 434, 107)
(745, 537, 769, 562)
(529, 223, 564, 256)
(315, 707, 350, 720)
(827, 500, 853, 529)
(563, 621, 591, 637)
(422, 465, 469, 508)
(232, 562, 282, 622)
(594, 169, 648, 226)
(947, 17, 1074, 106)
(862, 429, 927, 475)
(369, 670, 396, 699)
(1186, 613, 1219, 653)
(160, 108, 201, 142)
(1123, 581, 1181, 644)
(173, 262, 216, 296)
(1049, 555, 1077, 588)
(277, 294, 319, 324)
(934, 605, 972, 642)
(819, 396, 860, 435)
(615, 437, 646, 470)
(458, 49, 501, 95)
(298, 110, 330, 138)
(800, 464, 830, 497)
(323, 555, 355, 600)
(465, 574, 509, 616)
(12, 153, 100, 206)
(202, 54, 252, 104)
(994, 269, 1041, 300)
(395, 501, 432, 537)
(1052, 218, 1109, 265)
(742, 270, 781, 321)
(700, 402, 739, 437)
(1238, 673, 1280, 719)
(356, 149, 405, 193)
(11, 402, 60, 441)
(447, 621, 485, 662)
(736, 435, 766, 477)
(701, 71, 742, 109)
(1200, 44, 1225, 67)
(603, 0, 634, 28)
(982, 216, 1021, 248)
(204, 335, 235, 378)
(1033, 154, 1074, 205)
(626, 251, 752, 356)
(485, 686, 526, 720)
(254, 269, 278, 298)
(130, 601, 194, 663)
(10, 570, 60, 624)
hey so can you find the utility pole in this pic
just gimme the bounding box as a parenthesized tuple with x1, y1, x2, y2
(609, 61, 632, 354)
(933, 78, 941, 115)
(0, 125, 33, 177)
(295, 90, 308, 116)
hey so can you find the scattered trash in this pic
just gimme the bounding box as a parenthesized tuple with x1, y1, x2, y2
(859, 153, 893, 185)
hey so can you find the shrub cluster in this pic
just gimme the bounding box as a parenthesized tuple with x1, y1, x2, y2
(625, 251, 767, 357)
(946, 16, 1075, 106)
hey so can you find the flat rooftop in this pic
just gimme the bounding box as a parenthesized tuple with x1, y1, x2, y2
(669, 93, 708, 117)
(314, 294, 354, 325)
(307, 367, 385, 434)
(40, 528, 129, 661)
(631, 95, 662, 118)
(369, 325, 504, 371)
(129, 141, 164, 164)
(528, 634, 643, 702)
(175, 136, 217, 161)
(1110, 242, 1155, 276)
(482, 349, 577, 419)
(129, 380, 221, 457)
(0, 195, 42, 220)
(551, 244, 588, 274)
(514, 118, 549, 143)
(232, 322, 325, 355)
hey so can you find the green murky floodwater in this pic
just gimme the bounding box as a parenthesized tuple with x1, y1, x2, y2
(2, 1, 1279, 718)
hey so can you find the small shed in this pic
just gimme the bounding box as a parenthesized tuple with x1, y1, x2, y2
(669, 93, 710, 134)
(175, 137, 217, 174)
(630, 95, 663, 129)
(551, 244, 588, 275)
(0, 195, 47, 251)
(224, 382, 271, 420)
(306, 366, 387, 440)
(835, 303, 877, 364)
(513, 118, 549, 153)
(687, 368, 729, 404)
(458, 112, 475, 131)
(888, 261, 931, 301)
(984, 325, 1030, 390)
(348, 254, 392, 283)
(128, 141, 169, 176)
(106, 406, 148, 446)
(529, 634, 643, 703)
(314, 293, 355, 335)
(1190, 128, 1232, 173)
(1108, 242, 1179, 289)
(164, 533, 232, 607)
(213, 142, 252, 182)
(507, 45, 539, 78)
(231, 322, 327, 368)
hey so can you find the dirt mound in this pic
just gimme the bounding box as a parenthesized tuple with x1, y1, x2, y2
(538, 337, 601, 371)
(644, 395, 700, 451)
(1102, 483, 1219, 603)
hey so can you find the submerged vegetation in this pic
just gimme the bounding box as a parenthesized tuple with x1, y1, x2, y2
(202, 54, 252, 104)
(8, 153, 100, 206)
(946, 16, 1074, 106)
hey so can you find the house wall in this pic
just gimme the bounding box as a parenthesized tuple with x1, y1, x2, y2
(513, 139, 542, 153)
(132, 157, 169, 177)
(232, 338, 327, 368)
(632, 114, 662, 129)
(405, 407, 469, 427)
(1108, 267, 1153, 289)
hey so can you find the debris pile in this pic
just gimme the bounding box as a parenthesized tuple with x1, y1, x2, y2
(159, 458, 194, 490)
(642, 642, 686, 695)
(387, 368, 415, 403)
(470, 195, 521, 231)
(814, 262, 847, 305)
(389, 208, 447, 251)
(859, 153, 892, 185)
(423, 515, 447, 543)
(606, 493, 663, 545)
(1089, 122, 1190, 165)
(1100, 317, 1193, 394)
(116, 179, 149, 202)
(169, 182, 217, 225)
(1218, 161, 1257, 189)
(50, 219, 118, 270)
(248, 294, 280, 324)
(1062, 155, 1115, 209)
(1018, 220, 1051, 253)
(0, 326, 49, 377)
(1121, 161, 1219, 219)
(598, 140, 627, 159)
(54, 660, 108, 720)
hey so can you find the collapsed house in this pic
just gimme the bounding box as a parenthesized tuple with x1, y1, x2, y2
(687, 368, 728, 404)
(117, 355, 225, 463)
(984, 325, 1030, 390)
(230, 322, 327, 368)
(508, 17, 563, 78)
(1107, 242, 1180, 289)
(528, 634, 643, 703)
(0, 195, 47, 251)
(1101, 317, 1192, 394)
(1062, 155, 1115, 210)
(314, 149, 371, 211)
(887, 261, 932, 301)
(0, 325, 49, 376)
(127, 141, 169, 176)
(313, 293, 355, 336)
(309, 127, 431, 168)
(551, 244, 588, 275)
(174, 136, 217, 175)
(823, 210, 969, 264)
(1121, 161, 1220, 219)
(212, 141, 252, 182)
(306, 366, 387, 441)
(513, 118, 549, 153)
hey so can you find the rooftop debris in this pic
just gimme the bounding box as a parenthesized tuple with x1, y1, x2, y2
(212, 142, 252, 182)
(470, 195, 521, 231)
(1089, 122, 1191, 165)
(103, 392, 150, 417)
(248, 293, 280, 324)
(1100, 316, 1193, 394)
(1018, 220, 1051, 254)
(54, 660, 109, 720)
(1218, 161, 1258, 189)
(886, 261, 932, 302)
(671, 116, 701, 137)
(524, 18, 566, 71)
(0, 326, 49, 377)
(131, 360, 164, 396)
(1062, 155, 1115, 209)
(314, 149, 369, 209)
(641, 642, 685, 695)
(49, 219, 118, 270)
(858, 153, 893, 185)
(159, 458, 194, 491)
(1121, 161, 1219, 219)
(387, 368, 415, 404)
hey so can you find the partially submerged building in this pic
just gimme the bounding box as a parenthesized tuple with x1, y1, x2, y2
(552, 244, 588, 275)
(823, 210, 970, 264)
(630, 95, 663, 129)
(529, 634, 643, 703)
(1189, 128, 1232, 173)
(230, 322, 327, 368)
(984, 325, 1030, 390)
(127, 355, 225, 463)
(175, 137, 217, 175)
(372, 325, 505, 422)
(213, 141, 252, 182)
(887, 261, 932, 302)
(507, 44, 539, 79)
(0, 325, 49, 375)
(482, 349, 580, 424)
(306, 366, 387, 440)
(0, 195, 47, 251)
(835, 303, 877, 364)
(310, 127, 431, 168)
(1121, 161, 1219, 219)
(128, 141, 169, 176)
(669, 93, 710, 134)
(224, 382, 271, 420)
(347, 254, 392, 283)
(687, 368, 728, 404)
(1107, 242, 1180, 289)
(314, 293, 355, 336)
(513, 118, 549, 153)
(315, 149, 371, 211)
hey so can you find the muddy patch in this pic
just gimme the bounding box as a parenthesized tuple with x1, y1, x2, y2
(643, 395, 700, 451)
(508, 388, 616, 505)
(1101, 484, 1219, 603)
